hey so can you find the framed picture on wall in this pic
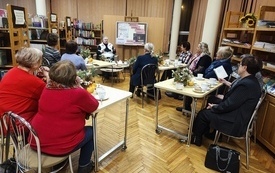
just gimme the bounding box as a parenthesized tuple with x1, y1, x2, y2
(66, 16, 71, 29)
(50, 13, 57, 23)
(11, 5, 26, 28)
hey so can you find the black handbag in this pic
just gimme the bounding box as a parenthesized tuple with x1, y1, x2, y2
(205, 144, 240, 173)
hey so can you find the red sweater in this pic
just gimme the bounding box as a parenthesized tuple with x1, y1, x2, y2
(0, 67, 46, 122)
(29, 87, 99, 155)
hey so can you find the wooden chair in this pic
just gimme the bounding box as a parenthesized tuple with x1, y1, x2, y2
(2, 111, 74, 173)
(213, 89, 267, 169)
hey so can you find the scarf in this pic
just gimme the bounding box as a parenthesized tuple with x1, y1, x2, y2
(46, 79, 78, 89)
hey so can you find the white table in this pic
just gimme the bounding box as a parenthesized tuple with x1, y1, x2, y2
(91, 86, 132, 171)
(158, 63, 188, 71)
(86, 59, 122, 86)
(154, 78, 222, 146)
(100, 63, 129, 83)
(86, 59, 115, 69)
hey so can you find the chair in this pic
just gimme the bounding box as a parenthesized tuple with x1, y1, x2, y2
(0, 118, 7, 164)
(2, 112, 74, 173)
(42, 57, 51, 67)
(213, 89, 267, 169)
(136, 64, 159, 108)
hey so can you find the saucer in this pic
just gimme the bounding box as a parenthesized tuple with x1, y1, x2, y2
(193, 88, 205, 93)
(93, 94, 109, 101)
(195, 77, 204, 81)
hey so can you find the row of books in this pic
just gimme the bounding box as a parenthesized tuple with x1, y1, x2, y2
(75, 37, 97, 46)
(73, 19, 94, 30)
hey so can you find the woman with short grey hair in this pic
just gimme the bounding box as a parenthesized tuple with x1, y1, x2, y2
(129, 42, 158, 97)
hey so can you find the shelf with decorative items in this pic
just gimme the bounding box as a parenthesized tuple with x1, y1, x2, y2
(251, 6, 275, 75)
(0, 4, 30, 69)
(220, 11, 255, 55)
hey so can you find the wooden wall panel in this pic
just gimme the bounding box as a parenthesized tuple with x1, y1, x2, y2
(103, 15, 164, 61)
(51, 0, 78, 20)
(0, 0, 37, 16)
(126, 0, 173, 52)
(0, 0, 50, 17)
(188, 0, 208, 54)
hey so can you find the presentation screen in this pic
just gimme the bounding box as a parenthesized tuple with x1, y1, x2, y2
(116, 21, 148, 46)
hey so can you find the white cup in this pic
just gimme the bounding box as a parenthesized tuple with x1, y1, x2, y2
(175, 82, 184, 90)
(209, 78, 217, 82)
(201, 83, 208, 92)
(197, 73, 203, 79)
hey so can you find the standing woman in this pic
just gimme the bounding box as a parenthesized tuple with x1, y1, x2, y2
(29, 60, 99, 173)
(129, 42, 158, 97)
(0, 47, 49, 124)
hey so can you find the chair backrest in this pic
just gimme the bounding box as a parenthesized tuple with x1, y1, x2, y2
(141, 64, 159, 86)
(0, 117, 5, 163)
(42, 57, 51, 67)
(246, 89, 267, 136)
(3, 111, 42, 172)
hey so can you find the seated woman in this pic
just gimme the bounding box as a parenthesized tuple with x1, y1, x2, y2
(191, 55, 262, 146)
(204, 46, 233, 79)
(129, 42, 158, 97)
(29, 60, 99, 173)
(176, 42, 212, 111)
(161, 41, 192, 81)
(97, 36, 116, 61)
(61, 40, 87, 70)
(0, 47, 49, 126)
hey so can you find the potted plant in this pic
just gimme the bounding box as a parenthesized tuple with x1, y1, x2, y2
(77, 67, 97, 89)
(172, 67, 193, 87)
(80, 48, 91, 59)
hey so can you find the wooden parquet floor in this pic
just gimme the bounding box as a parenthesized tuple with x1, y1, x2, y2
(60, 73, 275, 173)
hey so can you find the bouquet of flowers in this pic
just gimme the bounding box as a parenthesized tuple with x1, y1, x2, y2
(172, 67, 193, 86)
(77, 68, 97, 88)
(239, 13, 257, 27)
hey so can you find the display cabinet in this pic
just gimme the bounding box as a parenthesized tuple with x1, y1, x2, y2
(0, 4, 29, 69)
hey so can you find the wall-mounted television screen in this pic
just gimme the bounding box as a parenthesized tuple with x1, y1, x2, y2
(116, 21, 148, 46)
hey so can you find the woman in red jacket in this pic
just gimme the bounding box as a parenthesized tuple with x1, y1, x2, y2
(0, 47, 49, 125)
(29, 60, 99, 173)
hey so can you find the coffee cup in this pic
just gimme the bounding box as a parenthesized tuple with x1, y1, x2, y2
(201, 83, 208, 92)
(197, 73, 203, 79)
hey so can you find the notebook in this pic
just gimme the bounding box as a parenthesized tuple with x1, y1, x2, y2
(214, 65, 228, 79)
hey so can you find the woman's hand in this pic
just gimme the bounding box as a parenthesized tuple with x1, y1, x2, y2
(75, 76, 83, 88)
(218, 78, 231, 87)
(207, 103, 216, 109)
(36, 66, 50, 82)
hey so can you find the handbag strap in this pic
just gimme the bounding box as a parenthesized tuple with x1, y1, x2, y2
(215, 146, 232, 171)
